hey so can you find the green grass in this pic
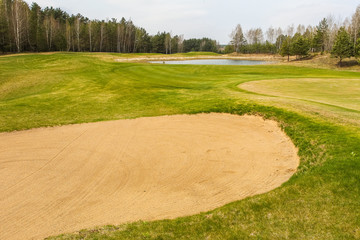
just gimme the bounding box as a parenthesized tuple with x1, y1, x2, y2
(1, 52, 360, 239)
(240, 78, 360, 111)
(238, 77, 360, 129)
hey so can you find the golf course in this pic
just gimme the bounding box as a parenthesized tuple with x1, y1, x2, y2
(0, 52, 360, 239)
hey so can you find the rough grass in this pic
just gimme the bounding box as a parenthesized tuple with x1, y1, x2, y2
(1, 52, 360, 239)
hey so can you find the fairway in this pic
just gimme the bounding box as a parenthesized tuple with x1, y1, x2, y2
(0, 113, 298, 240)
(240, 78, 360, 112)
(0, 53, 360, 239)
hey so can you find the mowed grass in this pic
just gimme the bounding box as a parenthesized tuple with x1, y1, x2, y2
(240, 78, 360, 111)
(238, 78, 360, 128)
(1, 52, 359, 132)
(1, 53, 360, 239)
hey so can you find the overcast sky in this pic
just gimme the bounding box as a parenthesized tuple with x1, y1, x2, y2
(24, 0, 359, 44)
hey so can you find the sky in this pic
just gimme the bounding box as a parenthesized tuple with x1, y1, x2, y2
(24, 0, 359, 44)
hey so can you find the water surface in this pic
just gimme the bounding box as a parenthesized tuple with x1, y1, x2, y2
(149, 59, 272, 65)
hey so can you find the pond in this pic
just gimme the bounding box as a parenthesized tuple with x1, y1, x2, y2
(149, 59, 272, 65)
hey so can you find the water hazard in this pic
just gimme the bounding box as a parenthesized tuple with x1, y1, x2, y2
(149, 59, 272, 65)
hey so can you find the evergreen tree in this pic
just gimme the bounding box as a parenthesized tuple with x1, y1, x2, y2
(0, 0, 10, 52)
(291, 34, 310, 59)
(29, 3, 40, 51)
(280, 36, 292, 61)
(331, 27, 353, 64)
(224, 45, 235, 54)
(151, 32, 166, 53)
(312, 18, 329, 53)
(355, 38, 360, 59)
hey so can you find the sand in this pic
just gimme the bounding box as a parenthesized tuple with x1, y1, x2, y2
(0, 113, 299, 240)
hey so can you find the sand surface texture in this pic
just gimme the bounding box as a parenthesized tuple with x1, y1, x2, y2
(0, 113, 299, 240)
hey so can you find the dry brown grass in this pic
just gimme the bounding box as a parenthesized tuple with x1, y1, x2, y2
(279, 53, 360, 71)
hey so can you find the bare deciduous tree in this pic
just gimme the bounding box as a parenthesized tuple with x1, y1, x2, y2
(100, 21, 104, 52)
(230, 24, 245, 52)
(116, 23, 121, 52)
(351, 5, 360, 49)
(65, 20, 71, 51)
(12, 0, 27, 52)
(177, 34, 184, 53)
(266, 26, 275, 43)
(325, 14, 341, 52)
(75, 16, 80, 51)
(276, 27, 283, 38)
(44, 13, 56, 51)
(88, 20, 92, 51)
(286, 24, 294, 37)
(246, 28, 263, 44)
(165, 32, 171, 54)
(296, 24, 305, 35)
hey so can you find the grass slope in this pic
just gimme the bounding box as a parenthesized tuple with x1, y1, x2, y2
(0, 53, 359, 239)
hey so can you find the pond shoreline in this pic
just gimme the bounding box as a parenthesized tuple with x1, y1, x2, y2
(149, 59, 275, 65)
(115, 54, 283, 63)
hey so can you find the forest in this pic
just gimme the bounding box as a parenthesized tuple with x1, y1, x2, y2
(0, 0, 218, 54)
(1, 0, 360, 61)
(227, 9, 360, 62)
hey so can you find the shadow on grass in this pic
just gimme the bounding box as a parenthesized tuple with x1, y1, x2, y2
(336, 60, 359, 67)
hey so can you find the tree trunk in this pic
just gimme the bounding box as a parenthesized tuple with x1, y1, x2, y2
(65, 21, 70, 51)
(88, 21, 92, 51)
(100, 23, 104, 52)
(13, 0, 22, 52)
(117, 24, 121, 53)
(76, 18, 80, 51)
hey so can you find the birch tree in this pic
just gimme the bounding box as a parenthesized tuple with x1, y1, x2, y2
(165, 32, 171, 54)
(99, 21, 104, 52)
(296, 24, 305, 35)
(351, 5, 360, 51)
(12, 0, 27, 52)
(230, 24, 245, 52)
(177, 34, 184, 53)
(116, 22, 121, 52)
(88, 20, 92, 51)
(325, 15, 340, 52)
(44, 12, 57, 51)
(246, 28, 263, 44)
(75, 15, 80, 51)
(286, 24, 295, 37)
(266, 26, 275, 43)
(65, 19, 72, 51)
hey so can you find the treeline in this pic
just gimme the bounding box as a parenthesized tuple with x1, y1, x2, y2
(0, 0, 219, 53)
(226, 5, 360, 62)
(2, 0, 360, 60)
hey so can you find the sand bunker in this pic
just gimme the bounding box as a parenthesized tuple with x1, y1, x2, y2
(0, 113, 299, 240)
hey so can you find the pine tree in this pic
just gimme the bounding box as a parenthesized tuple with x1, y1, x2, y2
(354, 38, 360, 59)
(0, 0, 10, 52)
(331, 27, 353, 64)
(312, 18, 329, 53)
(29, 2, 40, 51)
(291, 35, 310, 59)
(280, 36, 292, 61)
